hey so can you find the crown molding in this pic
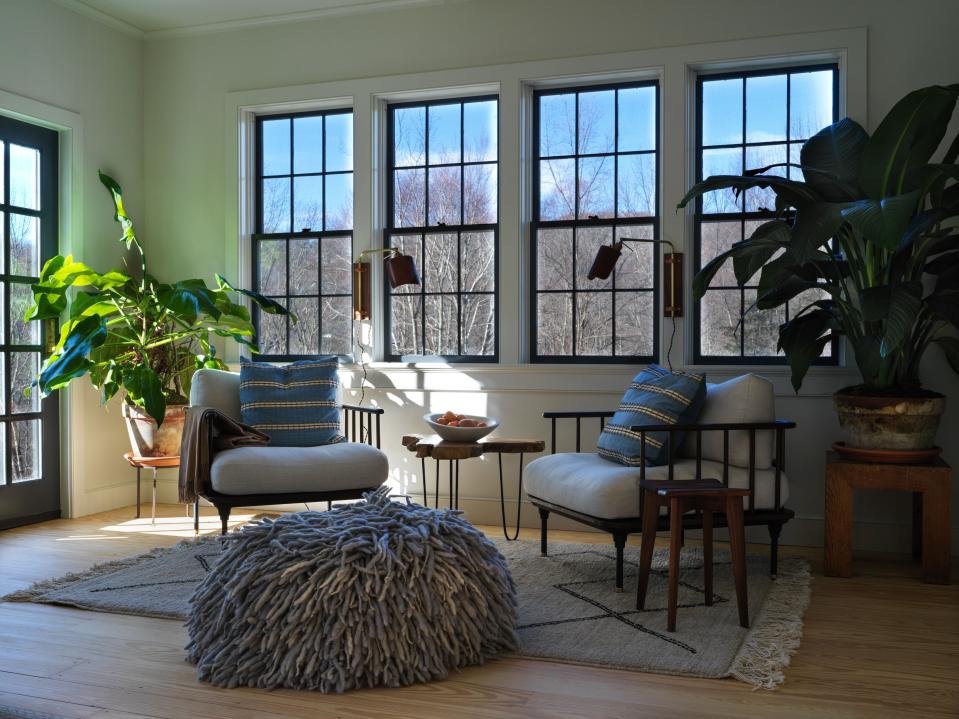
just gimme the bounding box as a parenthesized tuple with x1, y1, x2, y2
(52, 0, 144, 38)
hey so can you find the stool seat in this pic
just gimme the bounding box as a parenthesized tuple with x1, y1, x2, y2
(636, 479, 751, 632)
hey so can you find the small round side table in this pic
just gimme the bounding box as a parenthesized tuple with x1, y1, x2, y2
(124, 452, 180, 524)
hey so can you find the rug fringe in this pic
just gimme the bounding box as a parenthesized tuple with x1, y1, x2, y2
(1, 534, 220, 603)
(727, 557, 812, 690)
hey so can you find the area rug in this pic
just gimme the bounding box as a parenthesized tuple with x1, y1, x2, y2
(3, 529, 810, 689)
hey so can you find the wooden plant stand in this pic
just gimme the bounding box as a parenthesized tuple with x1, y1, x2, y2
(401, 434, 545, 540)
(124, 452, 180, 525)
(824, 451, 951, 584)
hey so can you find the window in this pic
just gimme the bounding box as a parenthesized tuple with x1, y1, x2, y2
(531, 81, 659, 363)
(253, 109, 353, 360)
(386, 96, 498, 361)
(694, 64, 839, 363)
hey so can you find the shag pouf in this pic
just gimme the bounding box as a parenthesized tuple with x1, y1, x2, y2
(185, 487, 518, 692)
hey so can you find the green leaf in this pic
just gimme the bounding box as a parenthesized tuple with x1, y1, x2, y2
(98, 171, 142, 252)
(933, 336, 959, 375)
(840, 192, 920, 251)
(677, 174, 821, 211)
(851, 335, 886, 388)
(215, 274, 292, 317)
(790, 201, 849, 260)
(859, 85, 959, 199)
(123, 365, 166, 427)
(881, 283, 923, 355)
(37, 315, 108, 395)
(799, 118, 869, 201)
(777, 309, 837, 392)
(755, 253, 824, 309)
(732, 220, 790, 286)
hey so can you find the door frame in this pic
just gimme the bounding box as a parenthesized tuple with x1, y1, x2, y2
(0, 88, 84, 520)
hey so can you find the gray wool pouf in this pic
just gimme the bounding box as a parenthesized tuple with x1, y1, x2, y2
(185, 487, 518, 692)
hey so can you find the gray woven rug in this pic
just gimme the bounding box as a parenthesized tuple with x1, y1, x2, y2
(3, 531, 810, 689)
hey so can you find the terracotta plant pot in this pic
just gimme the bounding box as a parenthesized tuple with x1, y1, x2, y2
(833, 390, 945, 452)
(122, 403, 187, 458)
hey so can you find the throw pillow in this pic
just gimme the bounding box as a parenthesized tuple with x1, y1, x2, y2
(239, 357, 344, 447)
(597, 364, 706, 466)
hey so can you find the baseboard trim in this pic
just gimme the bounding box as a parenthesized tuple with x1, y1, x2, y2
(0, 510, 61, 531)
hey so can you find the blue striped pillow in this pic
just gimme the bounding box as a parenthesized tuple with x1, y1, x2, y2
(239, 358, 344, 447)
(597, 364, 706, 467)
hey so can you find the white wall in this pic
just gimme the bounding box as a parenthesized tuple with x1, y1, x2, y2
(0, 0, 143, 517)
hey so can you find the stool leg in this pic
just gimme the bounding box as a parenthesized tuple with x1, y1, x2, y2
(725, 496, 749, 628)
(702, 510, 713, 606)
(151, 467, 157, 526)
(636, 490, 659, 610)
(135, 466, 141, 519)
(667, 497, 682, 632)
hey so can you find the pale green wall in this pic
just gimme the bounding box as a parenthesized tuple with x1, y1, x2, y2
(0, 0, 143, 516)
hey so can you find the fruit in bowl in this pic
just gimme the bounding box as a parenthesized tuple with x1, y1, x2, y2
(424, 411, 499, 442)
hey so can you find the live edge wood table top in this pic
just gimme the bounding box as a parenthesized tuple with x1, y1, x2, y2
(401, 434, 545, 460)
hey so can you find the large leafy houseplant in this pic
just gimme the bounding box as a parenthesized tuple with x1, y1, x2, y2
(27, 172, 290, 434)
(678, 84, 959, 450)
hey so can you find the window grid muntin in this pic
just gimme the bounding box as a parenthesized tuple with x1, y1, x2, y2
(253, 108, 354, 361)
(531, 80, 660, 364)
(693, 63, 840, 364)
(385, 95, 499, 362)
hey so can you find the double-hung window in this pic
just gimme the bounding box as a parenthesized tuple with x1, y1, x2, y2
(694, 64, 839, 363)
(253, 109, 354, 360)
(386, 96, 499, 361)
(531, 81, 660, 362)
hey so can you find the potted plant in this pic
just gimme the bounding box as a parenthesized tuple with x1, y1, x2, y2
(679, 84, 959, 456)
(26, 172, 290, 457)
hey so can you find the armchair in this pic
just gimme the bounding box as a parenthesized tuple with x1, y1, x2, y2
(525, 374, 796, 589)
(188, 369, 389, 534)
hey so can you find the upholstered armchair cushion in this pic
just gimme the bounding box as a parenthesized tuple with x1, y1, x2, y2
(190, 368, 242, 420)
(210, 442, 389, 495)
(525, 452, 788, 520)
(679, 373, 776, 469)
(239, 357, 343, 447)
(597, 364, 706, 466)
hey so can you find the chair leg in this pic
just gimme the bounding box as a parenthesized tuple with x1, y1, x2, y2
(726, 497, 749, 628)
(702, 510, 713, 606)
(216, 503, 232, 536)
(613, 531, 627, 592)
(539, 508, 549, 557)
(636, 490, 659, 610)
(667, 497, 683, 632)
(768, 522, 783, 578)
(194, 496, 200, 534)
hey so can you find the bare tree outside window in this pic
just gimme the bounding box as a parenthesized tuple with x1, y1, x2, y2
(253, 110, 354, 359)
(695, 66, 838, 362)
(533, 82, 659, 362)
(387, 97, 498, 360)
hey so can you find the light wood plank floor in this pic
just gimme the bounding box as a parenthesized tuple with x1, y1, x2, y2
(0, 505, 956, 719)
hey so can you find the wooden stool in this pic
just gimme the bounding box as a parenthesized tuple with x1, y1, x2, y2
(636, 478, 751, 632)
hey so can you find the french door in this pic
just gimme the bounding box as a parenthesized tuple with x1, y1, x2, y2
(0, 115, 60, 530)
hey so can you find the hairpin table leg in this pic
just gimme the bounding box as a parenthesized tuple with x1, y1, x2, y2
(498, 453, 524, 541)
(434, 458, 440, 508)
(421, 457, 427, 507)
(135, 466, 141, 519)
(151, 467, 158, 526)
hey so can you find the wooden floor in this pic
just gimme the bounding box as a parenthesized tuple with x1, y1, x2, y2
(0, 505, 956, 719)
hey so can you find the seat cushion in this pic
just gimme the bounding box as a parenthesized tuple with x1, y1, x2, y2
(239, 357, 343, 447)
(679, 373, 776, 469)
(210, 442, 388, 495)
(597, 364, 706, 466)
(525, 452, 788, 520)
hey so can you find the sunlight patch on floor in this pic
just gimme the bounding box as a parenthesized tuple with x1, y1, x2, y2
(88, 513, 259, 538)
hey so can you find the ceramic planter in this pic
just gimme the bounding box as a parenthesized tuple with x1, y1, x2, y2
(833, 391, 945, 452)
(122, 402, 187, 458)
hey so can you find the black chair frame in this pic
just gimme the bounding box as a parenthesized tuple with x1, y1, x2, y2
(197, 404, 386, 534)
(530, 411, 796, 586)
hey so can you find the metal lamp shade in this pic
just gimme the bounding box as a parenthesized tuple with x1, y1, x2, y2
(385, 253, 420, 288)
(587, 243, 623, 280)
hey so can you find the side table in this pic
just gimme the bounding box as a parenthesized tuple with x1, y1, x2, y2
(401, 434, 545, 540)
(824, 451, 951, 584)
(124, 452, 180, 525)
